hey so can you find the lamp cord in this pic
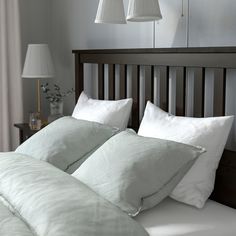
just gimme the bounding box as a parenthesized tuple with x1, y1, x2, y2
(181, 0, 184, 17)
(153, 21, 156, 48)
(153, 0, 190, 48)
(186, 0, 190, 48)
(182, 0, 190, 48)
(37, 79, 41, 114)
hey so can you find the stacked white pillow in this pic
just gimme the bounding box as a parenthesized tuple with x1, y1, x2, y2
(138, 101, 234, 208)
(72, 92, 133, 130)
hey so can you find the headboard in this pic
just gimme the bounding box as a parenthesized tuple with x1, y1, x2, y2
(72, 47, 236, 209)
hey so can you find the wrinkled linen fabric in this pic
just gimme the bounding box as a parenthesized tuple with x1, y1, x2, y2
(0, 152, 148, 236)
(15, 117, 118, 171)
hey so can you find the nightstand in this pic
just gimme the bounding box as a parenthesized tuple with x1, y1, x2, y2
(14, 123, 40, 144)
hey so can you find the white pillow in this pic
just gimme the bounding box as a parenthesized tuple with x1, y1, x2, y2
(138, 101, 234, 208)
(72, 92, 133, 130)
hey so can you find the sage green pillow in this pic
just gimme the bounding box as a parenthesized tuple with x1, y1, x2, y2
(73, 131, 205, 216)
(15, 117, 118, 171)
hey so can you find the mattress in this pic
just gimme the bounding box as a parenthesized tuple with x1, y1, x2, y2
(135, 198, 236, 236)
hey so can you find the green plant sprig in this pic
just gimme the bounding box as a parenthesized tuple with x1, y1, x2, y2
(41, 83, 74, 103)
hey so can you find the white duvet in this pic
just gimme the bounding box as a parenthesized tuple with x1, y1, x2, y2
(0, 152, 148, 236)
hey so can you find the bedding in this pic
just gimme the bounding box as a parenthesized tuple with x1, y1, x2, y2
(73, 130, 204, 216)
(72, 91, 133, 130)
(15, 117, 118, 171)
(0, 152, 148, 236)
(135, 197, 236, 236)
(66, 129, 137, 174)
(138, 101, 234, 208)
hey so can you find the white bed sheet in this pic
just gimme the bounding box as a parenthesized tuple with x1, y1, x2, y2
(135, 198, 236, 236)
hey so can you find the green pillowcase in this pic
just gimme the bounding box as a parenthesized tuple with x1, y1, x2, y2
(73, 131, 205, 216)
(15, 117, 118, 171)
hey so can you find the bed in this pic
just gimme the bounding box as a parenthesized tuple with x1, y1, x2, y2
(72, 47, 236, 235)
(0, 47, 235, 236)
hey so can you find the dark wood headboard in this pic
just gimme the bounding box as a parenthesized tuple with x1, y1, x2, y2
(72, 47, 236, 209)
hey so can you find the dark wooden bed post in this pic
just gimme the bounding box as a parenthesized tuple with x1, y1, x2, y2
(74, 52, 84, 102)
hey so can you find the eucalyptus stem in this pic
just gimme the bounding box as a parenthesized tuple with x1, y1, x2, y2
(41, 83, 74, 104)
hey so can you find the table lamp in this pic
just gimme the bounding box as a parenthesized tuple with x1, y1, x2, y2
(22, 44, 54, 128)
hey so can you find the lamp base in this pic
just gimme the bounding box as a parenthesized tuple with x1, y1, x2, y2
(37, 79, 41, 114)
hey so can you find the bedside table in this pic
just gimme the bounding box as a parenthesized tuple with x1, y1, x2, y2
(14, 123, 40, 144)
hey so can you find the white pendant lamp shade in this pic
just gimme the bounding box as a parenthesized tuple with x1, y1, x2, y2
(95, 0, 126, 24)
(127, 0, 162, 22)
(22, 44, 54, 78)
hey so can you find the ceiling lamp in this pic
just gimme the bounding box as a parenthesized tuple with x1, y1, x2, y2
(127, 0, 162, 22)
(95, 0, 126, 24)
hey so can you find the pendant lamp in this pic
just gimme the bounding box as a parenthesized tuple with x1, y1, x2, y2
(127, 0, 162, 22)
(95, 0, 126, 24)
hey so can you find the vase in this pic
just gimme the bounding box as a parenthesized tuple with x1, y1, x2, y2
(29, 112, 41, 130)
(48, 101, 64, 123)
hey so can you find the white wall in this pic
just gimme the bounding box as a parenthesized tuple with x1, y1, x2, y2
(20, 0, 52, 121)
(20, 0, 236, 150)
(187, 0, 236, 149)
(157, 0, 188, 47)
(189, 0, 236, 47)
(50, 0, 155, 114)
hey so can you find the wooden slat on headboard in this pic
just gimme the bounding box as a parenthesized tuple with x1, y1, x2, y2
(159, 66, 169, 111)
(131, 65, 140, 129)
(98, 64, 104, 100)
(193, 68, 204, 117)
(119, 65, 127, 99)
(73, 47, 236, 209)
(176, 67, 186, 116)
(108, 64, 115, 100)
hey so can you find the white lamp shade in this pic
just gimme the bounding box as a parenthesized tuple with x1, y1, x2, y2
(127, 0, 162, 22)
(95, 0, 126, 24)
(22, 44, 54, 79)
